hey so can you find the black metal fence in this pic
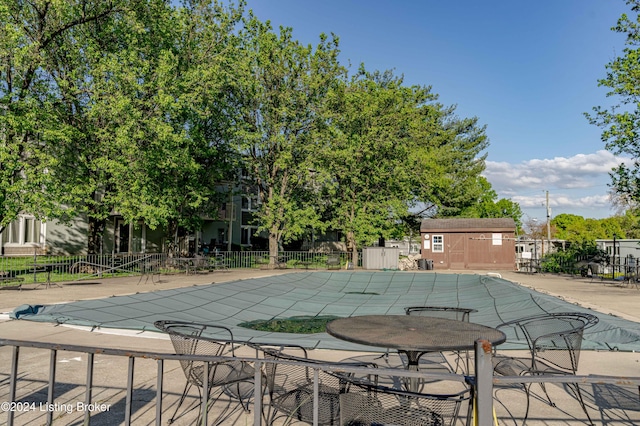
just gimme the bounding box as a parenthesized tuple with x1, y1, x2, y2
(0, 251, 355, 286)
(518, 252, 640, 283)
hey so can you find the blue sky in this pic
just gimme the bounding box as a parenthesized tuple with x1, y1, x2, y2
(245, 0, 632, 222)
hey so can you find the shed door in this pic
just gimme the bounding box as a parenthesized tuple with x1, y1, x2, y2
(448, 234, 466, 269)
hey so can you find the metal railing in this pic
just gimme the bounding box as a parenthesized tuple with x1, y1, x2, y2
(0, 251, 355, 286)
(217, 251, 354, 270)
(1, 337, 639, 425)
(0, 253, 168, 285)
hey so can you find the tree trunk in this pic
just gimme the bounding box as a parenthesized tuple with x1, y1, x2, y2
(347, 231, 358, 268)
(87, 215, 105, 254)
(269, 227, 279, 267)
(166, 220, 178, 257)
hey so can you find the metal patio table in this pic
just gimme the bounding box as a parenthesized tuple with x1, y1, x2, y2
(326, 315, 506, 391)
(32, 263, 67, 289)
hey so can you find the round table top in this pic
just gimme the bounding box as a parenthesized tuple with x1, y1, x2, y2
(326, 315, 506, 352)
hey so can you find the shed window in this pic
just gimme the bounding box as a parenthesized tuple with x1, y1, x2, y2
(432, 235, 444, 253)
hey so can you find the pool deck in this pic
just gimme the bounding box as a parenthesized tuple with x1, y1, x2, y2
(1, 269, 639, 425)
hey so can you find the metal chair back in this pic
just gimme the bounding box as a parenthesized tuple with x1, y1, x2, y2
(340, 376, 469, 426)
(154, 320, 254, 423)
(404, 306, 477, 322)
(493, 312, 599, 424)
(405, 306, 478, 374)
(254, 344, 376, 425)
(497, 312, 598, 374)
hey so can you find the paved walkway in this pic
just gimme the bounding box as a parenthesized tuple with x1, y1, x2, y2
(1, 269, 639, 425)
(499, 270, 640, 323)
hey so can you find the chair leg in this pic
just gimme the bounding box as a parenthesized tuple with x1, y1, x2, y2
(453, 349, 470, 374)
(570, 383, 594, 426)
(538, 381, 556, 407)
(374, 349, 390, 360)
(198, 387, 239, 426)
(234, 381, 252, 412)
(522, 382, 532, 426)
(535, 380, 594, 426)
(463, 349, 470, 374)
(169, 381, 193, 424)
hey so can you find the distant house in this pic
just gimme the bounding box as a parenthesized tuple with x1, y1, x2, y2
(420, 218, 517, 270)
(384, 236, 421, 256)
(595, 239, 640, 269)
(0, 213, 167, 256)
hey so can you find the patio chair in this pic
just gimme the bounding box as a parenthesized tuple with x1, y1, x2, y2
(252, 344, 377, 425)
(211, 253, 229, 271)
(492, 312, 599, 425)
(326, 254, 341, 270)
(137, 257, 161, 285)
(404, 306, 476, 322)
(154, 320, 255, 425)
(404, 306, 478, 374)
(192, 254, 212, 273)
(339, 375, 469, 426)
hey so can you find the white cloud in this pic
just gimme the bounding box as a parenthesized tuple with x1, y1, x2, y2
(483, 150, 632, 219)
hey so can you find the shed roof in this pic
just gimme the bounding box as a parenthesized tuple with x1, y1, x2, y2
(420, 218, 516, 232)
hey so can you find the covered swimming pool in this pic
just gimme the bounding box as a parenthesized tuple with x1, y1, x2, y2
(11, 271, 640, 352)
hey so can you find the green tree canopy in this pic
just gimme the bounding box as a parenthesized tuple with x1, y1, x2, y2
(411, 107, 489, 218)
(551, 213, 628, 245)
(0, 0, 501, 257)
(0, 0, 128, 234)
(2, 0, 245, 253)
(234, 16, 343, 260)
(316, 67, 490, 263)
(460, 177, 523, 231)
(317, 68, 434, 262)
(587, 0, 640, 207)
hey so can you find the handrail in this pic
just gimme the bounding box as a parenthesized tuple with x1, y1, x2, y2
(1, 337, 639, 425)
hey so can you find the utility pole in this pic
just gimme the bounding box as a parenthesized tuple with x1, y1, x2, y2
(546, 190, 551, 256)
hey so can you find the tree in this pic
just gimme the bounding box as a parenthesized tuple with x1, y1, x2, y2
(92, 0, 243, 254)
(42, 0, 242, 254)
(551, 213, 586, 240)
(460, 177, 523, 230)
(318, 69, 432, 264)
(317, 67, 490, 264)
(410, 107, 489, 218)
(617, 208, 640, 237)
(587, 0, 640, 205)
(234, 17, 343, 262)
(599, 216, 627, 239)
(0, 0, 126, 236)
(551, 213, 627, 245)
(35, 0, 155, 254)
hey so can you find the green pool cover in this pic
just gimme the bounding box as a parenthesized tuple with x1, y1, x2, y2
(10, 271, 640, 352)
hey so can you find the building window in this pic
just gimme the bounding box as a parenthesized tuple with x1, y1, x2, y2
(432, 235, 444, 253)
(24, 218, 41, 243)
(2, 216, 42, 245)
(241, 226, 259, 245)
(241, 211, 254, 226)
(241, 195, 260, 212)
(9, 222, 19, 244)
